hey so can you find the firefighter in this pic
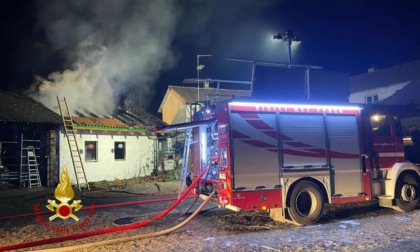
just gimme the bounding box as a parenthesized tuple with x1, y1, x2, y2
(186, 173, 192, 186)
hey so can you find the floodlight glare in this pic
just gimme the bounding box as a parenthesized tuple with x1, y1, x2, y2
(273, 29, 301, 64)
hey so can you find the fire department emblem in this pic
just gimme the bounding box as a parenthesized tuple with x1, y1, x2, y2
(46, 167, 82, 221)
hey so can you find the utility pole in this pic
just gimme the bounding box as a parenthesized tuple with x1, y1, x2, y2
(273, 30, 312, 100)
(196, 54, 212, 101)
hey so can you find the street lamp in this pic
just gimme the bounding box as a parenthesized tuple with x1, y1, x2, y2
(197, 54, 212, 101)
(273, 29, 301, 64)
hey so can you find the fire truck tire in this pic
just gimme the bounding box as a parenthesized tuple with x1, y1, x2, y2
(288, 181, 324, 225)
(395, 174, 419, 211)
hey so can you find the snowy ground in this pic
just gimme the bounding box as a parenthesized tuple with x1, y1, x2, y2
(0, 182, 419, 251)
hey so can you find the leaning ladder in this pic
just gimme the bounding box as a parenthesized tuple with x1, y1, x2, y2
(178, 128, 193, 197)
(27, 146, 42, 188)
(57, 96, 90, 191)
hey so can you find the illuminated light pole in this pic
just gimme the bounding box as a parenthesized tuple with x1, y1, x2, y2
(272, 30, 310, 100)
(197, 54, 212, 101)
(273, 29, 301, 64)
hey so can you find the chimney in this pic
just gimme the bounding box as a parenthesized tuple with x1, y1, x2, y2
(368, 66, 376, 73)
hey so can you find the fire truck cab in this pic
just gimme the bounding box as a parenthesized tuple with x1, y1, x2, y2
(166, 100, 420, 225)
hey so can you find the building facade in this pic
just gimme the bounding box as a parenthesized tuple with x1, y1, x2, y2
(349, 60, 420, 105)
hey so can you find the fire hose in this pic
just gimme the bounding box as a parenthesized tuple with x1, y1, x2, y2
(0, 183, 179, 221)
(34, 191, 215, 252)
(0, 196, 195, 222)
(0, 167, 209, 251)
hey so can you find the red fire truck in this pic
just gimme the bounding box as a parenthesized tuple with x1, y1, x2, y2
(165, 100, 420, 225)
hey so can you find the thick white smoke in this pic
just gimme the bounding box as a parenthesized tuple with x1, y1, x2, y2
(30, 0, 177, 114)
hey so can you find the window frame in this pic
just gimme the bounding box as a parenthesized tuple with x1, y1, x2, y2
(85, 141, 98, 162)
(114, 141, 126, 160)
(365, 94, 379, 104)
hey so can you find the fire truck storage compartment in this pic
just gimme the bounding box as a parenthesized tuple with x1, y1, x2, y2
(232, 189, 283, 210)
(230, 112, 280, 190)
(230, 110, 363, 197)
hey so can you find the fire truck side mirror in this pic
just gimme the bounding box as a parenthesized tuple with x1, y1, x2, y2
(361, 154, 367, 173)
(412, 130, 420, 146)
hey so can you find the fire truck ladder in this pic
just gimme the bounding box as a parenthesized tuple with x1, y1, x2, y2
(57, 97, 90, 191)
(179, 128, 193, 197)
(27, 146, 42, 188)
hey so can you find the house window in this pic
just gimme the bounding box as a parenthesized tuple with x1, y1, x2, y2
(85, 141, 97, 161)
(114, 142, 126, 160)
(365, 94, 379, 103)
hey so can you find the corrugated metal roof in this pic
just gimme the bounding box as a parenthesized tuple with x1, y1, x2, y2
(0, 90, 62, 124)
(350, 60, 420, 93)
(158, 85, 252, 112)
(170, 86, 252, 104)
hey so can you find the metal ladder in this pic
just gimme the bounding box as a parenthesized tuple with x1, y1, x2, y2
(27, 146, 42, 188)
(57, 97, 90, 191)
(178, 128, 193, 197)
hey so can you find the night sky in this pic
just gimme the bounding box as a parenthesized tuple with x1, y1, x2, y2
(1, 0, 420, 114)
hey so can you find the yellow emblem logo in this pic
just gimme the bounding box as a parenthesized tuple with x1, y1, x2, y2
(46, 167, 82, 221)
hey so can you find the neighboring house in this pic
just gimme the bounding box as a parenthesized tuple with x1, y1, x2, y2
(0, 90, 62, 187)
(158, 84, 252, 125)
(60, 109, 168, 185)
(157, 84, 252, 176)
(349, 60, 420, 105)
(349, 60, 420, 143)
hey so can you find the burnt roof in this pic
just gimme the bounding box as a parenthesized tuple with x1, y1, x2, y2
(350, 60, 420, 93)
(73, 107, 167, 131)
(72, 117, 127, 128)
(0, 90, 61, 124)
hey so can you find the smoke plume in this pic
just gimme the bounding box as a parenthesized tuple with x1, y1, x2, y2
(30, 0, 177, 115)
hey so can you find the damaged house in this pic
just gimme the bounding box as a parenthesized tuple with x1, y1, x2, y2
(0, 90, 169, 188)
(59, 104, 168, 186)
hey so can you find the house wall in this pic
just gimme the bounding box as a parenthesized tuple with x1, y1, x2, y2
(349, 81, 409, 103)
(59, 130, 156, 184)
(0, 122, 59, 187)
(162, 91, 187, 125)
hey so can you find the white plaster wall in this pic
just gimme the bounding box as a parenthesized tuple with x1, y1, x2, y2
(349, 81, 409, 103)
(59, 131, 155, 184)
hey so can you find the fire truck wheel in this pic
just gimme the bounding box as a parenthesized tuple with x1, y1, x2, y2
(395, 174, 419, 212)
(288, 181, 324, 225)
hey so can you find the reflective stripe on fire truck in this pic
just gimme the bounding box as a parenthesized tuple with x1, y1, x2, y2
(378, 152, 405, 157)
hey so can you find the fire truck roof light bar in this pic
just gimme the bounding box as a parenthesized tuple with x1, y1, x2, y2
(230, 101, 362, 112)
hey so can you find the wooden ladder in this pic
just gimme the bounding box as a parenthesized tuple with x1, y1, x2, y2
(57, 97, 90, 191)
